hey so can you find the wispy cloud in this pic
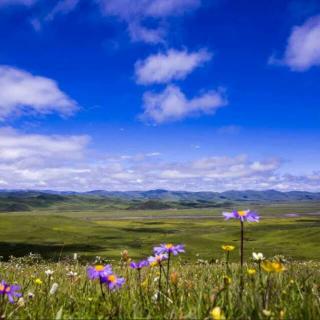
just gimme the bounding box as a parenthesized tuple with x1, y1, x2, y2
(135, 49, 212, 85)
(141, 85, 227, 123)
(0, 65, 78, 120)
(273, 15, 320, 71)
(46, 0, 80, 21)
(100, 0, 201, 43)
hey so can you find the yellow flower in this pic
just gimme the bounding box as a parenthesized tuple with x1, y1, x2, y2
(262, 309, 272, 317)
(34, 278, 43, 285)
(223, 275, 232, 285)
(247, 268, 256, 275)
(221, 245, 235, 251)
(141, 279, 148, 289)
(211, 307, 225, 320)
(261, 260, 286, 273)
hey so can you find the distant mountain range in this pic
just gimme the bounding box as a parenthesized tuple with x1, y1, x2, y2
(0, 189, 320, 202)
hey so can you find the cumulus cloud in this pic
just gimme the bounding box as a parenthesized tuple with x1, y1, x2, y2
(0, 65, 78, 120)
(280, 15, 320, 71)
(135, 49, 212, 84)
(0, 135, 318, 192)
(100, 0, 201, 43)
(0, 128, 90, 188)
(141, 85, 227, 123)
(0, 127, 89, 162)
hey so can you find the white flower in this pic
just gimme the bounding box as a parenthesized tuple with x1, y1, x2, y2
(49, 283, 59, 295)
(45, 269, 54, 276)
(17, 297, 25, 307)
(67, 271, 78, 277)
(28, 292, 35, 299)
(252, 252, 265, 261)
(73, 253, 78, 260)
(152, 292, 159, 302)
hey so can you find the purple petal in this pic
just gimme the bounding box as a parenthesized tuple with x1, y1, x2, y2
(223, 212, 237, 220)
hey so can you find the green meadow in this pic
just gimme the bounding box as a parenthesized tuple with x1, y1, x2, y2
(0, 202, 319, 261)
(0, 202, 320, 319)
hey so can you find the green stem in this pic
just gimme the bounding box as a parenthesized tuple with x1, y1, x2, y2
(99, 276, 105, 299)
(158, 263, 162, 303)
(166, 252, 171, 291)
(138, 269, 143, 303)
(240, 220, 244, 298)
(240, 221, 244, 268)
(226, 251, 230, 273)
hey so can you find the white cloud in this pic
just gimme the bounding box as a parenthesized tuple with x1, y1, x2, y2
(0, 127, 89, 163)
(141, 85, 227, 123)
(100, 0, 201, 43)
(100, 0, 200, 19)
(128, 22, 165, 44)
(145, 0, 200, 17)
(281, 15, 320, 71)
(0, 65, 78, 120)
(46, 0, 79, 21)
(135, 49, 212, 84)
(0, 132, 318, 192)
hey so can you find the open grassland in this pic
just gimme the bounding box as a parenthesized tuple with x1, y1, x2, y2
(0, 256, 319, 319)
(0, 202, 319, 261)
(0, 203, 319, 319)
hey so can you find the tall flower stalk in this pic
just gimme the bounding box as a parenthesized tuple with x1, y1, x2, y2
(148, 254, 168, 302)
(223, 210, 259, 268)
(221, 245, 235, 273)
(130, 260, 149, 301)
(223, 209, 259, 296)
(153, 244, 185, 293)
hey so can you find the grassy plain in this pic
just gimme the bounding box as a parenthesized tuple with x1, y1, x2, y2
(0, 202, 319, 261)
(0, 258, 319, 319)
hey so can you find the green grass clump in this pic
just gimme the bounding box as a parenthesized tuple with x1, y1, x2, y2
(0, 253, 319, 319)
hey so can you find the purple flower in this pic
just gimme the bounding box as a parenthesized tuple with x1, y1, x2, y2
(148, 254, 168, 266)
(87, 264, 112, 280)
(223, 210, 260, 222)
(104, 274, 125, 290)
(153, 243, 185, 256)
(0, 281, 22, 303)
(130, 260, 149, 270)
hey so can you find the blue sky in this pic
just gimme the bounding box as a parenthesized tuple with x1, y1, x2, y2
(0, 0, 319, 191)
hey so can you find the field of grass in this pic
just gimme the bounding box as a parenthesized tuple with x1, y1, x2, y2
(0, 203, 319, 319)
(0, 253, 319, 319)
(0, 202, 319, 261)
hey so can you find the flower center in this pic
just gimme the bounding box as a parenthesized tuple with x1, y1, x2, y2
(5, 286, 10, 293)
(238, 210, 247, 217)
(95, 265, 104, 271)
(0, 284, 4, 291)
(107, 275, 116, 283)
(165, 244, 173, 249)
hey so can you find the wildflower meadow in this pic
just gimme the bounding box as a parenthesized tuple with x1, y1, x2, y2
(0, 210, 319, 319)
